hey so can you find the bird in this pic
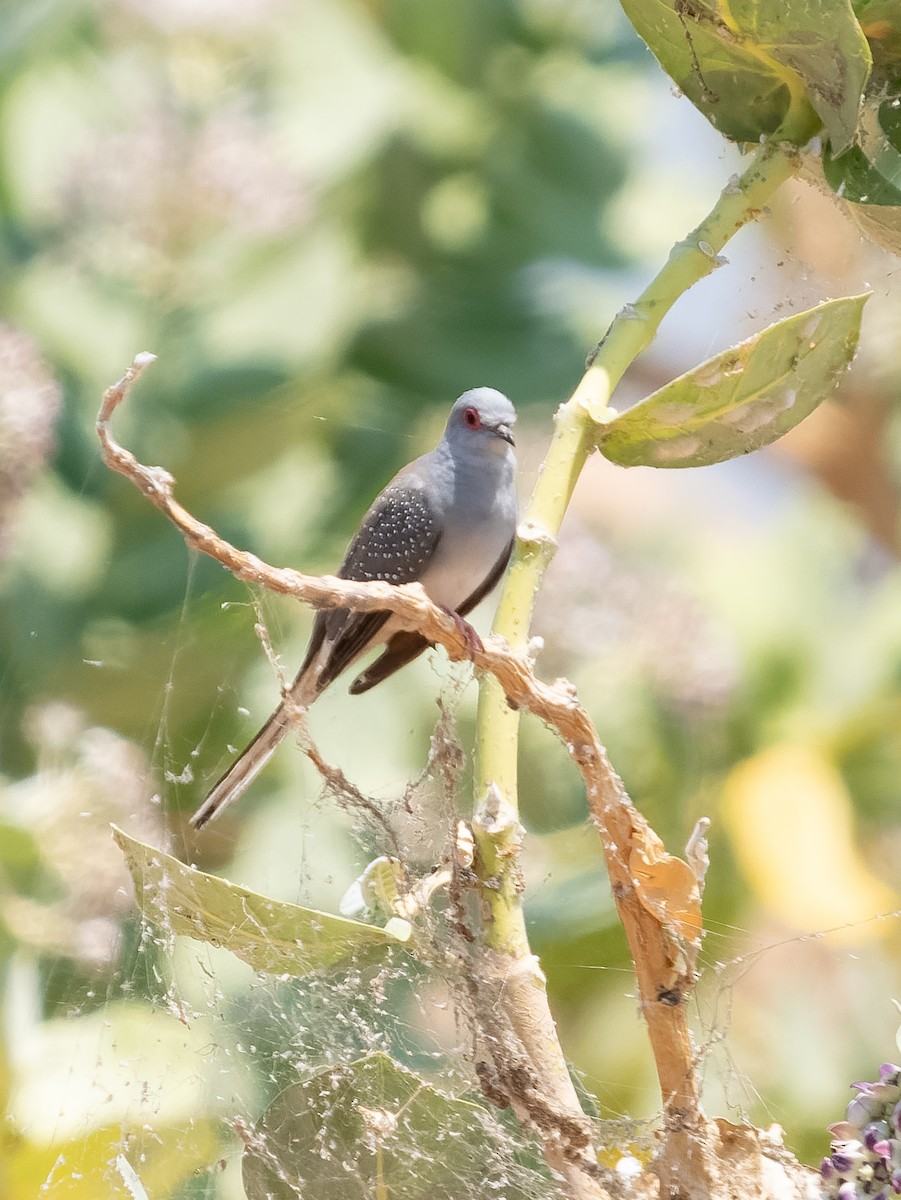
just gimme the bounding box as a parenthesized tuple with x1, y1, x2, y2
(189, 387, 518, 830)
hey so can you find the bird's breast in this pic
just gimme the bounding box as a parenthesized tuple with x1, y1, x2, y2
(420, 500, 515, 610)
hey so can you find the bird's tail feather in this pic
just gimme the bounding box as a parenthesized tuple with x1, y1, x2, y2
(189, 702, 292, 830)
(190, 655, 325, 831)
(348, 631, 431, 694)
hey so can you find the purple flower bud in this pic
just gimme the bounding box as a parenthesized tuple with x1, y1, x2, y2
(852, 1078, 901, 1105)
(833, 1142, 865, 1173)
(892, 1168, 901, 1194)
(880, 1065, 901, 1085)
(831, 1122, 858, 1139)
(849, 1095, 885, 1126)
(866, 1123, 892, 1152)
(875, 1141, 894, 1160)
(838, 1182, 858, 1200)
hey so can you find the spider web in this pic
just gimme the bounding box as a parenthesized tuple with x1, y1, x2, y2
(11, 489, 901, 1200)
(5, 7, 901, 1195)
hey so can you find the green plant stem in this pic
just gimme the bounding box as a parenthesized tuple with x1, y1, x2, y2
(473, 136, 795, 946)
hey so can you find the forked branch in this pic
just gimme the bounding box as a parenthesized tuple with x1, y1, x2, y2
(98, 352, 705, 1194)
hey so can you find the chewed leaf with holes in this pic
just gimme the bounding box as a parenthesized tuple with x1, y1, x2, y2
(113, 826, 410, 977)
(619, 0, 870, 147)
(242, 1053, 510, 1200)
(597, 294, 868, 469)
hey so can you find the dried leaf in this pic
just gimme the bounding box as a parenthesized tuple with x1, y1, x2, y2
(629, 831, 703, 944)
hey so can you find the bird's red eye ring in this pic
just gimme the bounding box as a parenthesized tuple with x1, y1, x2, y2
(463, 407, 481, 429)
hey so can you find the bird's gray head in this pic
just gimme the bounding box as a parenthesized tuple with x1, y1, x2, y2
(444, 388, 516, 456)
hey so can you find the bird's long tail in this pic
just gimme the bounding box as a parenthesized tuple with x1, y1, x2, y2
(189, 703, 294, 830)
(190, 636, 330, 830)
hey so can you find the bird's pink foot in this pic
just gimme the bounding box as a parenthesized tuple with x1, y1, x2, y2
(442, 608, 483, 658)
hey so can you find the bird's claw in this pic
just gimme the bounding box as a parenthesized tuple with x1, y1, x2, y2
(442, 608, 483, 658)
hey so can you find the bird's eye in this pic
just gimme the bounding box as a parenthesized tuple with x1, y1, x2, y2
(463, 407, 481, 429)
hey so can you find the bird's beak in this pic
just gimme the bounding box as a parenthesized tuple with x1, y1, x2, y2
(493, 422, 515, 446)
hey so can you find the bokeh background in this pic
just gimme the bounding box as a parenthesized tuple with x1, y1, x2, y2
(1, 1, 901, 1196)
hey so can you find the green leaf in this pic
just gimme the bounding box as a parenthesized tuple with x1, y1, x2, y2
(879, 96, 901, 146)
(737, 0, 871, 152)
(619, 0, 869, 148)
(113, 826, 410, 977)
(597, 295, 868, 469)
(242, 1053, 507, 1200)
(823, 97, 901, 209)
(824, 140, 901, 202)
(619, 0, 799, 142)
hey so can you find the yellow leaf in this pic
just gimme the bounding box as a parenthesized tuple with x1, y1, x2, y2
(721, 745, 898, 939)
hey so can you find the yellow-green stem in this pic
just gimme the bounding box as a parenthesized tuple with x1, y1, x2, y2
(473, 137, 796, 949)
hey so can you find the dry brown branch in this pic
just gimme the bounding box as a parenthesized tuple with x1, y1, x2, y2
(97, 354, 818, 1199)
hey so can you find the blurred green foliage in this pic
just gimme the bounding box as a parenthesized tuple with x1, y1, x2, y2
(0, 0, 632, 777)
(1, 0, 901, 1196)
